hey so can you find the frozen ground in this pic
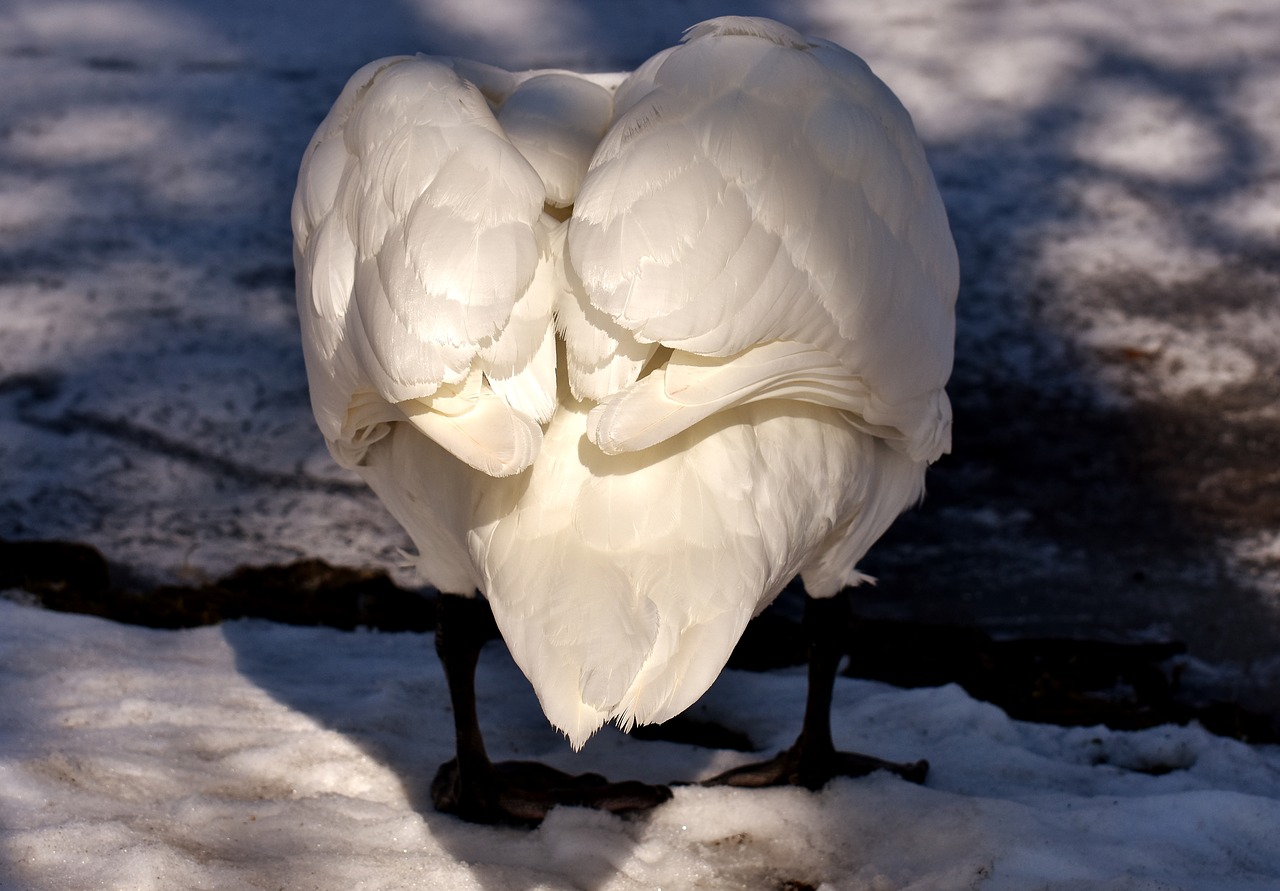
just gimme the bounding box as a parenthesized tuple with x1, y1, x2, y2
(2, 0, 1279, 887)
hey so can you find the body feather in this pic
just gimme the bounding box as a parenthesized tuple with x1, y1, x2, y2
(294, 17, 957, 749)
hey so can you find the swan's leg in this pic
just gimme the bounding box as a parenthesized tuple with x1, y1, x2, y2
(430, 593, 498, 820)
(430, 593, 672, 825)
(702, 587, 928, 789)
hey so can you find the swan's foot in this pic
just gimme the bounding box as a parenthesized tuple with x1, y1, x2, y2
(701, 588, 927, 792)
(700, 740, 928, 790)
(432, 757, 672, 826)
(432, 594, 671, 826)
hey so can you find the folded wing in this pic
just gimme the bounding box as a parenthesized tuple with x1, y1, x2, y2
(292, 57, 557, 477)
(567, 17, 958, 463)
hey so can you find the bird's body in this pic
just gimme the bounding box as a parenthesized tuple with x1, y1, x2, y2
(294, 16, 956, 818)
(360, 362, 926, 746)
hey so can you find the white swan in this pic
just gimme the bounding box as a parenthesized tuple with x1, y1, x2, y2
(293, 16, 957, 824)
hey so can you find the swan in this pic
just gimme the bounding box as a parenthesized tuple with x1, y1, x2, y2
(292, 16, 956, 825)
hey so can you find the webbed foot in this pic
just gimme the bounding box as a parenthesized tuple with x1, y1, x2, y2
(700, 741, 927, 789)
(432, 757, 673, 826)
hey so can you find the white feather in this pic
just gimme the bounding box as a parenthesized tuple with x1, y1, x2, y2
(294, 17, 958, 749)
(569, 17, 957, 462)
(496, 73, 615, 207)
(293, 56, 552, 474)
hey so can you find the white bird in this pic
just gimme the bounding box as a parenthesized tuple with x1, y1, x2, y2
(293, 16, 957, 824)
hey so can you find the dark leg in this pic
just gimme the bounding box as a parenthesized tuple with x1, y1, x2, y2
(702, 588, 928, 789)
(430, 593, 500, 821)
(430, 594, 672, 825)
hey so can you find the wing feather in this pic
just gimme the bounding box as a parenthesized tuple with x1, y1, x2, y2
(293, 56, 555, 476)
(587, 342, 873, 455)
(568, 18, 958, 462)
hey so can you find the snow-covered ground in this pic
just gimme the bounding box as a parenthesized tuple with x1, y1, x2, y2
(5, 599, 1280, 890)
(2, 0, 1279, 887)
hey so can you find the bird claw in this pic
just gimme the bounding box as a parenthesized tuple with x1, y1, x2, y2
(432, 758, 673, 826)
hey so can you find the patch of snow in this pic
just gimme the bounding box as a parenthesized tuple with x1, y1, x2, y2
(1078, 310, 1259, 399)
(1038, 180, 1225, 286)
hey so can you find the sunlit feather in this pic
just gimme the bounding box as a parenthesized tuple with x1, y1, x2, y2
(294, 17, 957, 749)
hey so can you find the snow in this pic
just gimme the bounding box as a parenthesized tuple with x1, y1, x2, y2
(2, 0, 1280, 886)
(4, 599, 1280, 890)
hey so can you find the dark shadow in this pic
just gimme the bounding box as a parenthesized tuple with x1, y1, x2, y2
(856, 34, 1280, 713)
(220, 607, 704, 891)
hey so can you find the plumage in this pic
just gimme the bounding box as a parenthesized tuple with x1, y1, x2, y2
(294, 15, 956, 775)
